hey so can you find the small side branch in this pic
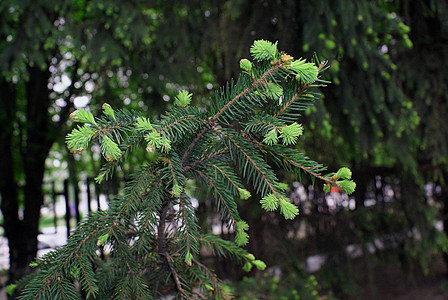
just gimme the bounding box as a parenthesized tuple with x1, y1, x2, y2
(158, 199, 187, 299)
(181, 126, 208, 166)
(209, 63, 282, 123)
(273, 61, 327, 118)
(184, 148, 227, 172)
(157, 201, 169, 253)
(164, 252, 186, 300)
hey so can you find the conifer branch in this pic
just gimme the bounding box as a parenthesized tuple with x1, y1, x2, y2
(181, 126, 209, 166)
(120, 166, 155, 215)
(211, 164, 241, 192)
(192, 290, 207, 299)
(167, 158, 179, 187)
(213, 127, 280, 197)
(195, 170, 240, 225)
(198, 234, 251, 262)
(184, 265, 209, 299)
(57, 167, 158, 276)
(74, 252, 98, 297)
(95, 137, 142, 183)
(178, 197, 194, 254)
(55, 278, 69, 300)
(293, 162, 336, 185)
(164, 252, 186, 300)
(264, 144, 337, 186)
(273, 84, 309, 118)
(34, 274, 56, 300)
(19, 40, 354, 299)
(274, 61, 326, 118)
(136, 178, 164, 246)
(209, 62, 282, 123)
(159, 115, 205, 135)
(184, 148, 227, 172)
(157, 201, 169, 253)
(58, 225, 105, 272)
(191, 259, 222, 297)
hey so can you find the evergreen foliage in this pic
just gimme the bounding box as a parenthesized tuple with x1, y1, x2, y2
(16, 40, 354, 299)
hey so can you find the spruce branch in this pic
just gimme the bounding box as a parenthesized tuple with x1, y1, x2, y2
(274, 60, 327, 119)
(177, 196, 200, 260)
(184, 263, 215, 299)
(135, 176, 164, 253)
(210, 164, 242, 193)
(181, 126, 209, 166)
(209, 62, 282, 123)
(191, 259, 223, 297)
(20, 39, 355, 299)
(195, 169, 241, 226)
(164, 252, 186, 300)
(95, 139, 141, 183)
(66, 125, 96, 153)
(250, 40, 278, 61)
(198, 234, 253, 263)
(263, 144, 334, 185)
(183, 148, 227, 172)
(213, 127, 280, 197)
(74, 252, 98, 297)
(157, 112, 206, 142)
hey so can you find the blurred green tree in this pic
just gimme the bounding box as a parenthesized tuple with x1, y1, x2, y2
(192, 0, 448, 291)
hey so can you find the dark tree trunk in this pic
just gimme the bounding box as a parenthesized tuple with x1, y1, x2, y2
(0, 67, 54, 296)
(0, 78, 21, 285)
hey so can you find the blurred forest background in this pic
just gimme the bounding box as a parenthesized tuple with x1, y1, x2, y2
(1, 0, 448, 299)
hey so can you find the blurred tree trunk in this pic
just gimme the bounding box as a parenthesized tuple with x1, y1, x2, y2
(0, 67, 54, 293)
(0, 79, 21, 284)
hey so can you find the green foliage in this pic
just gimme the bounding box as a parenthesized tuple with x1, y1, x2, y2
(265, 82, 283, 100)
(6, 284, 17, 296)
(240, 58, 253, 73)
(174, 90, 193, 107)
(279, 197, 300, 220)
(336, 167, 352, 180)
(280, 122, 303, 145)
(135, 116, 153, 132)
(100, 135, 122, 161)
(102, 103, 116, 121)
(260, 194, 279, 211)
(263, 128, 279, 145)
(289, 58, 319, 83)
(238, 188, 252, 200)
(337, 180, 356, 195)
(69, 109, 97, 126)
(65, 126, 96, 153)
(17, 40, 353, 299)
(250, 40, 278, 61)
(235, 221, 250, 246)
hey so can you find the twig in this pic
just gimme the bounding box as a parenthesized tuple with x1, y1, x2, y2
(209, 63, 282, 123)
(181, 126, 208, 167)
(164, 252, 187, 300)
